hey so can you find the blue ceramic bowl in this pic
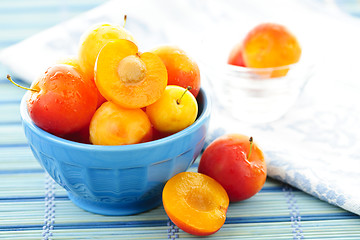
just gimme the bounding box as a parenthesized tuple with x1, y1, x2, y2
(20, 88, 211, 216)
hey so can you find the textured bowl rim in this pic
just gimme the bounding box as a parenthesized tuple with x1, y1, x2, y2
(20, 88, 211, 152)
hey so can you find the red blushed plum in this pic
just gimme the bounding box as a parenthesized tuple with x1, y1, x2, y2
(242, 23, 302, 77)
(26, 64, 98, 136)
(198, 134, 267, 202)
(152, 45, 201, 98)
(228, 42, 246, 67)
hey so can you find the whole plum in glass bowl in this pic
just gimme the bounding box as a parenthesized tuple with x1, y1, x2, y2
(199, 22, 315, 124)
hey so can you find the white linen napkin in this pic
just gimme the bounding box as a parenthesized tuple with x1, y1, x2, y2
(1, 0, 360, 215)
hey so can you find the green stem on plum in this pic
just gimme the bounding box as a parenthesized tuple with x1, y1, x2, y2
(123, 15, 127, 28)
(176, 86, 192, 105)
(248, 136, 253, 159)
(7, 75, 39, 92)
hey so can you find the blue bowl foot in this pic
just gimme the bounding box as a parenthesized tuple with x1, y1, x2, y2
(67, 192, 163, 216)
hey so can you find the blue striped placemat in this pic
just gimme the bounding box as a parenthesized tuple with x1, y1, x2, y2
(1, 1, 360, 239)
(1, 73, 360, 239)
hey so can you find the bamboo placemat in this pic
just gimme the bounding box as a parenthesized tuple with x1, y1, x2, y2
(1, 81, 360, 239)
(1, 1, 360, 239)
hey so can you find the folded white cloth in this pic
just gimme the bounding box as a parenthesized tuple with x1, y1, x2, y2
(1, 0, 360, 215)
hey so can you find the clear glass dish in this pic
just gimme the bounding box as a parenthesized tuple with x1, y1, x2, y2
(201, 61, 315, 124)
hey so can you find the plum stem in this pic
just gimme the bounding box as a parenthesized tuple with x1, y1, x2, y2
(123, 15, 127, 28)
(7, 75, 39, 92)
(248, 136, 254, 159)
(176, 86, 192, 105)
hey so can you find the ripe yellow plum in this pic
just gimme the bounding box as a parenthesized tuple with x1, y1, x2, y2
(78, 23, 136, 81)
(89, 102, 152, 145)
(146, 85, 198, 134)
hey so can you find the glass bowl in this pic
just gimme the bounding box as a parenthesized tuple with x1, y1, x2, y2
(195, 21, 316, 124)
(202, 61, 315, 123)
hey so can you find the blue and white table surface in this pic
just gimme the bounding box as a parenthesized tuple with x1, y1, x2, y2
(1, 0, 360, 239)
